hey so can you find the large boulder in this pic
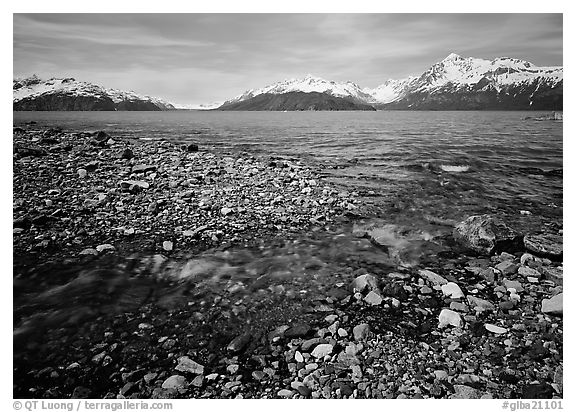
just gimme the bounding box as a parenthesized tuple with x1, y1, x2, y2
(452, 215, 522, 255)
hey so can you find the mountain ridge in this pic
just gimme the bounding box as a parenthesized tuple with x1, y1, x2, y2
(13, 75, 176, 111)
(218, 53, 563, 111)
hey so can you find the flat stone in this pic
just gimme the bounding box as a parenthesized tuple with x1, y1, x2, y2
(449, 301, 468, 312)
(161, 375, 187, 390)
(120, 180, 149, 190)
(441, 282, 464, 299)
(518, 266, 541, 279)
(467, 296, 495, 312)
(484, 324, 508, 334)
(438, 309, 462, 328)
(502, 279, 524, 293)
(524, 233, 562, 258)
(277, 389, 294, 398)
(175, 356, 204, 374)
(541, 293, 563, 316)
(495, 261, 519, 276)
(364, 290, 383, 305)
(79, 248, 99, 256)
(311, 344, 333, 359)
(419, 269, 448, 285)
(190, 375, 204, 387)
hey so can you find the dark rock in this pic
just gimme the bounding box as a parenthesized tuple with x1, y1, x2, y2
(227, 332, 252, 353)
(15, 146, 47, 158)
(13, 216, 31, 229)
(94, 131, 109, 142)
(120, 148, 134, 160)
(453, 215, 522, 255)
(185, 143, 199, 152)
(71, 386, 92, 399)
(524, 233, 562, 259)
(382, 281, 408, 300)
(13, 127, 26, 134)
(522, 383, 554, 399)
(285, 323, 311, 338)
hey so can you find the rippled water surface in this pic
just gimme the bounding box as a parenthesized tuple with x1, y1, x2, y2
(13, 110, 563, 227)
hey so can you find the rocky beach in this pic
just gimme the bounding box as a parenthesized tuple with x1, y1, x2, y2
(13, 125, 563, 400)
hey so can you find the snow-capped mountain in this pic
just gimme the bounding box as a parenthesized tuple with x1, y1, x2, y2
(13, 75, 176, 111)
(217, 53, 562, 110)
(223, 74, 377, 106)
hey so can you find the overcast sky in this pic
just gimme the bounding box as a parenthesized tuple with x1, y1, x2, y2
(13, 13, 563, 105)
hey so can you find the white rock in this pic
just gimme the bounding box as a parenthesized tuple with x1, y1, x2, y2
(96, 244, 115, 253)
(350, 274, 379, 293)
(175, 356, 205, 374)
(162, 241, 173, 251)
(419, 269, 448, 285)
(484, 324, 508, 334)
(364, 291, 383, 305)
(438, 309, 462, 328)
(311, 344, 334, 359)
(541, 293, 563, 315)
(162, 375, 187, 389)
(295, 351, 304, 363)
(520, 253, 535, 265)
(441, 282, 464, 299)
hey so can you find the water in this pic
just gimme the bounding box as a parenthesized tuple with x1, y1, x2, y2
(13, 111, 563, 351)
(13, 110, 563, 228)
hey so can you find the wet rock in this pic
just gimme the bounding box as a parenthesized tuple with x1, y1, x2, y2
(120, 148, 134, 159)
(175, 356, 204, 374)
(524, 233, 562, 259)
(350, 274, 379, 293)
(353, 323, 370, 341)
(453, 215, 522, 255)
(162, 375, 187, 390)
(186, 143, 199, 152)
(227, 332, 252, 353)
(419, 269, 448, 285)
(541, 293, 563, 316)
(441, 282, 464, 299)
(438, 309, 462, 328)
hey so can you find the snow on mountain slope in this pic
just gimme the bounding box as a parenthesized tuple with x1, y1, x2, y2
(13, 76, 175, 110)
(221, 54, 562, 109)
(223, 74, 377, 106)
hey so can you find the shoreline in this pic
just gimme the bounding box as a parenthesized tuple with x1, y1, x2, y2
(13, 126, 563, 400)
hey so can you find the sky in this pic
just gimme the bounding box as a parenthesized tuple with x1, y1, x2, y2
(13, 13, 563, 106)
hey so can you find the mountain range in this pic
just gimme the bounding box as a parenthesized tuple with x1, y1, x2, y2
(13, 53, 563, 111)
(13, 75, 175, 111)
(218, 53, 563, 111)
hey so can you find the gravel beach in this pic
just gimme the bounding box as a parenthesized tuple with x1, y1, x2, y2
(13, 126, 563, 400)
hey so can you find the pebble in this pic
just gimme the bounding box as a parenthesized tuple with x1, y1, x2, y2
(77, 168, 87, 178)
(95, 244, 115, 253)
(438, 309, 462, 328)
(162, 241, 173, 252)
(277, 389, 294, 398)
(353, 323, 370, 341)
(364, 291, 383, 305)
